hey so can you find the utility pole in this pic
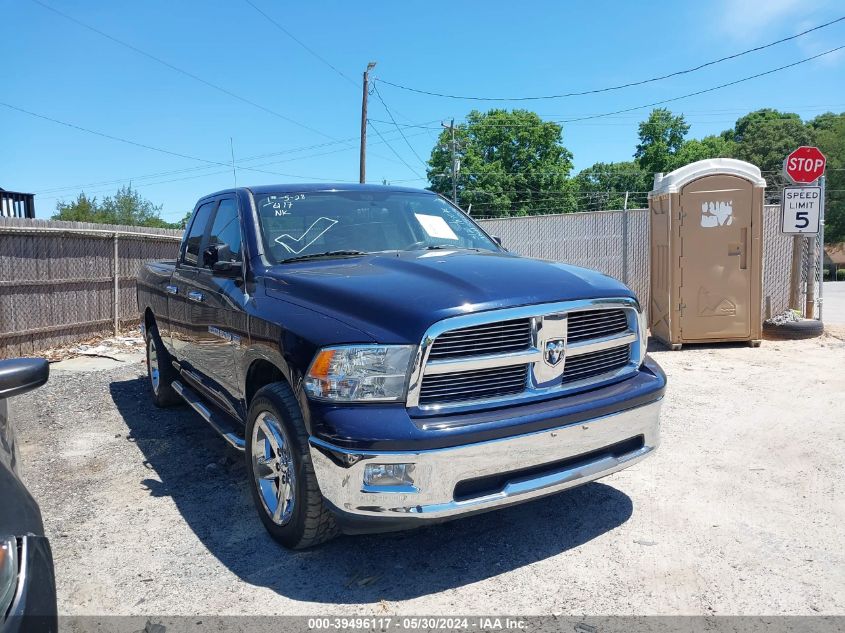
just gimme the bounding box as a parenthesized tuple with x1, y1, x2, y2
(359, 61, 376, 184)
(441, 119, 458, 203)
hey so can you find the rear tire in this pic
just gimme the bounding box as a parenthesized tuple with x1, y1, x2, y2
(246, 382, 338, 549)
(145, 326, 180, 407)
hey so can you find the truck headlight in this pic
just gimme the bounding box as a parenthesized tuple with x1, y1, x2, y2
(304, 345, 415, 402)
(0, 537, 18, 620)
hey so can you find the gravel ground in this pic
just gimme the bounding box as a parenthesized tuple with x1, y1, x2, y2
(9, 330, 845, 616)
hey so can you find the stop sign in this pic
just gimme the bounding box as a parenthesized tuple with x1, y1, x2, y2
(785, 146, 826, 183)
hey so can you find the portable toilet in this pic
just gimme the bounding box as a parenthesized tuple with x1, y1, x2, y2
(648, 158, 766, 349)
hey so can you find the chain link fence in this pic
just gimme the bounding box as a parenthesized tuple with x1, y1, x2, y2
(478, 204, 796, 321)
(761, 204, 797, 319)
(477, 208, 651, 303)
(0, 217, 181, 358)
(794, 229, 825, 319)
(0, 204, 806, 358)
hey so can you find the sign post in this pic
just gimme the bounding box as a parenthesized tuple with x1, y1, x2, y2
(781, 146, 826, 319)
(818, 175, 826, 320)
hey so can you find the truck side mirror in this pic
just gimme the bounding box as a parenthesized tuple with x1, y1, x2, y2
(212, 260, 242, 277)
(0, 358, 49, 399)
(492, 236, 503, 246)
(205, 244, 241, 278)
(204, 243, 229, 266)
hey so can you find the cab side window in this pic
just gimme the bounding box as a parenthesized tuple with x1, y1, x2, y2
(182, 201, 216, 267)
(203, 198, 242, 268)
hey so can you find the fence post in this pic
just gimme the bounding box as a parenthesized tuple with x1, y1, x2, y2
(805, 235, 816, 319)
(621, 191, 630, 285)
(113, 232, 119, 336)
(817, 174, 826, 321)
(789, 235, 803, 312)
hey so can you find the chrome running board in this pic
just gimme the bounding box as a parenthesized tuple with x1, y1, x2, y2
(172, 380, 245, 451)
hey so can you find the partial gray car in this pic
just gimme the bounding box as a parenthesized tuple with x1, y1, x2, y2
(0, 358, 56, 633)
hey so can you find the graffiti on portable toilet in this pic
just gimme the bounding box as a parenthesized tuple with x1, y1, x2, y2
(700, 200, 734, 227)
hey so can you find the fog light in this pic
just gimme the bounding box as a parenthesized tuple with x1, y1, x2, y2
(363, 463, 415, 487)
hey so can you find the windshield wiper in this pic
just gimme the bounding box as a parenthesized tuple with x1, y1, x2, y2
(424, 245, 481, 251)
(280, 250, 368, 264)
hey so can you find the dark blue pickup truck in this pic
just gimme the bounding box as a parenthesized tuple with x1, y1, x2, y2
(137, 184, 665, 549)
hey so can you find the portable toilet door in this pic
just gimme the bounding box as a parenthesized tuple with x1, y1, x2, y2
(649, 159, 766, 348)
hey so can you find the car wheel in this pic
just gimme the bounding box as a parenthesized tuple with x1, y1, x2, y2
(246, 382, 338, 549)
(146, 326, 180, 407)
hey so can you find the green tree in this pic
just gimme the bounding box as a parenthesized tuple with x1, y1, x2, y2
(574, 161, 651, 209)
(669, 134, 736, 171)
(53, 192, 104, 223)
(53, 185, 177, 228)
(809, 112, 845, 243)
(178, 210, 194, 229)
(723, 109, 816, 174)
(427, 109, 576, 217)
(634, 108, 690, 174)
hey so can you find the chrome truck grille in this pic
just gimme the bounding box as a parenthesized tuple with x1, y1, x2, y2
(561, 345, 630, 383)
(566, 309, 628, 342)
(407, 299, 644, 412)
(428, 319, 532, 360)
(418, 364, 529, 405)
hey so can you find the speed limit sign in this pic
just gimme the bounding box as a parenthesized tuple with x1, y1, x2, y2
(781, 186, 821, 234)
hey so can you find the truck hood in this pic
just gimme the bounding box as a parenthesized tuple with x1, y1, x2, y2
(262, 249, 635, 343)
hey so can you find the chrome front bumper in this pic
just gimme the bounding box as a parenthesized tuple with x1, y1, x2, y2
(308, 398, 661, 521)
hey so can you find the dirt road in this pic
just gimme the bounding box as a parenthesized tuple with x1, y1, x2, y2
(9, 331, 845, 615)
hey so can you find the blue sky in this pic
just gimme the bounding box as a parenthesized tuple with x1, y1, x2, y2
(2, 0, 844, 221)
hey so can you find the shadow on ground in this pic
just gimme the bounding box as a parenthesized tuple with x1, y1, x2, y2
(647, 338, 754, 353)
(110, 377, 633, 603)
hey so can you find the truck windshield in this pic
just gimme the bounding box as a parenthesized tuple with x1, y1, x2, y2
(253, 191, 499, 263)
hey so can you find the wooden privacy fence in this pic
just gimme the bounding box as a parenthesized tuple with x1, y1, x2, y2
(0, 218, 181, 358)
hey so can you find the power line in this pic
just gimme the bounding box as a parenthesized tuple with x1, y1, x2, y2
(559, 45, 845, 123)
(33, 137, 363, 195)
(373, 104, 845, 127)
(371, 82, 429, 167)
(29, 0, 345, 142)
(242, 0, 357, 87)
(373, 116, 839, 129)
(1, 101, 227, 166)
(380, 47, 845, 132)
(376, 16, 845, 101)
(367, 120, 422, 177)
(1, 101, 357, 183)
(34, 127, 436, 196)
(41, 169, 236, 205)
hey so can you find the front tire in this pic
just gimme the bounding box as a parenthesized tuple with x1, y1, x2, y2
(246, 382, 338, 549)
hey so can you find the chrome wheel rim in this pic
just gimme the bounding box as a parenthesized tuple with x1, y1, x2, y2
(251, 411, 296, 526)
(148, 338, 160, 394)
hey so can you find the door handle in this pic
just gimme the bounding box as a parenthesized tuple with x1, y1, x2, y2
(165, 285, 178, 295)
(728, 229, 749, 270)
(188, 291, 205, 303)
